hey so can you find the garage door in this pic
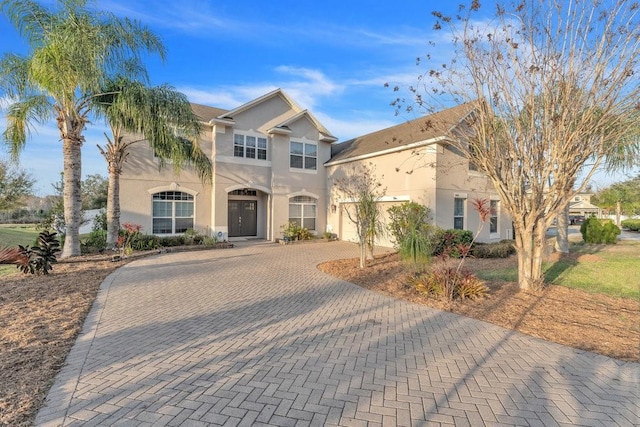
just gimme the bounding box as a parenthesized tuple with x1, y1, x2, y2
(339, 202, 401, 248)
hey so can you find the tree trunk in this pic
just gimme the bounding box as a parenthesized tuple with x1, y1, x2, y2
(555, 204, 570, 253)
(515, 223, 546, 290)
(616, 200, 621, 226)
(106, 164, 120, 249)
(60, 138, 83, 258)
(359, 236, 366, 268)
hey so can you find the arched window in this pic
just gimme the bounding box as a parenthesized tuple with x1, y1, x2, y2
(289, 196, 316, 231)
(152, 191, 194, 234)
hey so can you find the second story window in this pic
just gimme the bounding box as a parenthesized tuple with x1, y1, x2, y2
(290, 141, 317, 170)
(234, 134, 267, 160)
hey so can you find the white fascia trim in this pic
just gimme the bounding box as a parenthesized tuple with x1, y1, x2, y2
(267, 127, 292, 135)
(210, 118, 235, 126)
(324, 136, 447, 167)
(319, 133, 338, 143)
(338, 195, 411, 203)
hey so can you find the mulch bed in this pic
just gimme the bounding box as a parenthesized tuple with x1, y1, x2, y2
(318, 252, 640, 363)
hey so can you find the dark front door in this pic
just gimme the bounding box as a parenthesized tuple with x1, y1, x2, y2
(228, 200, 257, 237)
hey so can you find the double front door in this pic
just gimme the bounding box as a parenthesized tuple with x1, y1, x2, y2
(228, 200, 257, 237)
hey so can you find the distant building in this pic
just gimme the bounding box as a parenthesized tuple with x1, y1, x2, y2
(569, 193, 601, 217)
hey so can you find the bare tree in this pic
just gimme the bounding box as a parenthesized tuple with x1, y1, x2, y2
(332, 163, 386, 268)
(403, 0, 639, 290)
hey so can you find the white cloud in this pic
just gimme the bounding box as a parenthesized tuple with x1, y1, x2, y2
(178, 66, 343, 111)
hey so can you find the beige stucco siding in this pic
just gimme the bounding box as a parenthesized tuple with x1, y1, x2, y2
(326, 146, 439, 246)
(119, 136, 213, 236)
(434, 146, 512, 241)
(326, 143, 512, 246)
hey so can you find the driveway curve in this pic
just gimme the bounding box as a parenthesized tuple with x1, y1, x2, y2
(37, 241, 639, 426)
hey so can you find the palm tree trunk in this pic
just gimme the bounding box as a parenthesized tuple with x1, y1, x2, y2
(60, 138, 82, 258)
(106, 164, 120, 249)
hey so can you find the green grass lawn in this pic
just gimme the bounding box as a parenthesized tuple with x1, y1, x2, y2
(0, 224, 40, 246)
(477, 241, 640, 299)
(0, 224, 40, 277)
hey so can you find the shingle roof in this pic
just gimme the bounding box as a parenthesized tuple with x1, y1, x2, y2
(328, 102, 477, 163)
(190, 103, 228, 122)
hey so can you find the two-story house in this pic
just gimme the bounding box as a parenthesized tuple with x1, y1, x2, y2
(119, 89, 336, 242)
(119, 89, 511, 246)
(325, 103, 513, 247)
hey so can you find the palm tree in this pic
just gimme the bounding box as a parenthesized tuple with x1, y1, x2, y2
(0, 0, 165, 257)
(93, 79, 212, 248)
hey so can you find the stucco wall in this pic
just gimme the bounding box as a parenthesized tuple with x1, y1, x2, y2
(326, 142, 513, 247)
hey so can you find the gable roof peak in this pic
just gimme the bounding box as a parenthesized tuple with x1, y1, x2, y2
(217, 88, 303, 120)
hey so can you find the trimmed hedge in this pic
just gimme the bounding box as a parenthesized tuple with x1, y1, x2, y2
(432, 229, 474, 258)
(621, 219, 640, 232)
(471, 240, 516, 258)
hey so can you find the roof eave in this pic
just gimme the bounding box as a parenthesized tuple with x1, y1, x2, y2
(325, 136, 448, 167)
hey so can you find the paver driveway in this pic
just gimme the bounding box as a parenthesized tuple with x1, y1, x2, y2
(37, 241, 639, 426)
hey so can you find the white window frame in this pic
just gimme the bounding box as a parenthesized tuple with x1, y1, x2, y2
(490, 200, 499, 235)
(288, 196, 317, 231)
(453, 197, 465, 230)
(152, 191, 195, 235)
(234, 133, 268, 161)
(290, 140, 317, 172)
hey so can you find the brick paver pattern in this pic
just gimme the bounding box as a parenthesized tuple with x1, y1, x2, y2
(36, 241, 639, 426)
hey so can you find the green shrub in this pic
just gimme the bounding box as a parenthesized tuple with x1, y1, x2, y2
(621, 219, 640, 231)
(432, 229, 474, 258)
(472, 241, 515, 258)
(399, 227, 432, 273)
(183, 228, 206, 245)
(580, 217, 620, 244)
(281, 220, 302, 240)
(92, 209, 107, 231)
(387, 202, 432, 248)
(602, 222, 621, 244)
(202, 235, 218, 246)
(411, 265, 488, 301)
(298, 227, 314, 240)
(81, 229, 107, 254)
(129, 233, 160, 250)
(158, 235, 185, 247)
(18, 231, 61, 275)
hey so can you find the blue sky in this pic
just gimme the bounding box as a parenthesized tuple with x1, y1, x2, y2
(0, 0, 635, 195)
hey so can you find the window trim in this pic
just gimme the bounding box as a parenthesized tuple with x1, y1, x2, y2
(490, 200, 499, 235)
(453, 197, 465, 230)
(288, 195, 317, 231)
(233, 132, 268, 161)
(289, 140, 318, 173)
(151, 191, 195, 235)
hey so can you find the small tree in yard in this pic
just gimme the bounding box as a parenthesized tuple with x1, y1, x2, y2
(388, 202, 434, 274)
(400, 0, 640, 290)
(332, 163, 386, 268)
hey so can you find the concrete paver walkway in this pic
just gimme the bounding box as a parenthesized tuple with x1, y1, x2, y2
(37, 241, 639, 426)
